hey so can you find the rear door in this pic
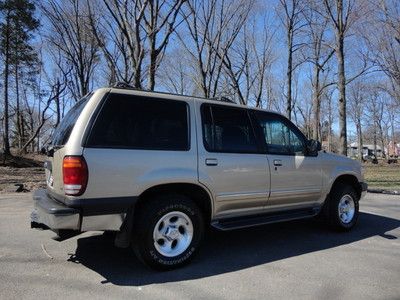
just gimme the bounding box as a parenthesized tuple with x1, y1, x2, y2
(197, 103, 270, 218)
(252, 111, 322, 210)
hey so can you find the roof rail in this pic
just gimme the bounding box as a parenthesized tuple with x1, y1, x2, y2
(109, 83, 237, 104)
(112, 82, 143, 90)
(212, 96, 236, 104)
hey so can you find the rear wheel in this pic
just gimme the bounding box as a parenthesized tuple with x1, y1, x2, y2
(325, 184, 359, 231)
(132, 194, 204, 270)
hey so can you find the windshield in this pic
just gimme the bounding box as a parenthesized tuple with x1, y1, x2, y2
(52, 93, 92, 147)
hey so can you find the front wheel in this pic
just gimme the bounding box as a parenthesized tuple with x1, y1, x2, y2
(325, 184, 359, 231)
(132, 194, 204, 270)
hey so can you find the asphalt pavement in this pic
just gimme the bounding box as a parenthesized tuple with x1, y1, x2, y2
(0, 192, 399, 299)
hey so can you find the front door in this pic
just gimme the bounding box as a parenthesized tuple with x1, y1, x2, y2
(197, 103, 270, 218)
(252, 111, 322, 211)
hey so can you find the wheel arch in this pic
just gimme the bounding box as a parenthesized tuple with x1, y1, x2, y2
(135, 183, 214, 223)
(330, 174, 362, 199)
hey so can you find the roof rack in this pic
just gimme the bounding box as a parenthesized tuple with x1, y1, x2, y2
(211, 96, 236, 104)
(109, 83, 238, 104)
(112, 82, 143, 90)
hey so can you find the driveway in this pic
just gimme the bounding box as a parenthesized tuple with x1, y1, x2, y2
(0, 192, 399, 299)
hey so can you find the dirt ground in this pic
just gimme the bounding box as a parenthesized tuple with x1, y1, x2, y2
(0, 153, 46, 193)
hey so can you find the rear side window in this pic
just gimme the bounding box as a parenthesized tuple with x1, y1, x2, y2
(201, 104, 258, 153)
(52, 94, 92, 146)
(86, 93, 189, 151)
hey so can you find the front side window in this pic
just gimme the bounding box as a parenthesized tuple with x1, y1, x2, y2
(254, 112, 305, 155)
(86, 93, 189, 151)
(201, 104, 258, 153)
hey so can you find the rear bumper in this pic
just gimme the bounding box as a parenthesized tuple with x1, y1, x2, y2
(30, 189, 134, 232)
(31, 189, 80, 230)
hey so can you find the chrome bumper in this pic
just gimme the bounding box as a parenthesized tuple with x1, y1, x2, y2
(31, 189, 80, 230)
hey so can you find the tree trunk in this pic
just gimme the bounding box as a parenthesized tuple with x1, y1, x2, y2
(327, 94, 333, 152)
(15, 63, 23, 150)
(312, 65, 321, 140)
(148, 43, 157, 91)
(336, 32, 347, 156)
(2, 15, 11, 156)
(373, 121, 377, 158)
(356, 121, 363, 162)
(286, 29, 293, 120)
(54, 80, 61, 128)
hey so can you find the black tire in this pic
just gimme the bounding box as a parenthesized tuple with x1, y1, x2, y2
(132, 194, 204, 270)
(324, 183, 359, 231)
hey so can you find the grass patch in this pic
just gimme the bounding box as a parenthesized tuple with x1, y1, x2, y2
(363, 163, 400, 191)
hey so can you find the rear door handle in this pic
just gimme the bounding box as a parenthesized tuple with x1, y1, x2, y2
(205, 158, 218, 166)
(273, 159, 282, 166)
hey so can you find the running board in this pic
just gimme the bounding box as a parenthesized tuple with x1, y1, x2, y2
(211, 208, 320, 231)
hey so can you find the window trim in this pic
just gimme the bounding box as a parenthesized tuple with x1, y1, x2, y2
(200, 103, 264, 154)
(251, 110, 308, 156)
(84, 93, 191, 151)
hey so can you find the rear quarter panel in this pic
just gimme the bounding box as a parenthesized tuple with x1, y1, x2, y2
(48, 89, 110, 198)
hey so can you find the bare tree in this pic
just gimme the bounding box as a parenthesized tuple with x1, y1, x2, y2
(87, 0, 186, 90)
(365, 88, 388, 158)
(221, 13, 276, 106)
(348, 81, 365, 161)
(365, 0, 400, 104)
(158, 47, 195, 94)
(277, 0, 306, 120)
(322, 0, 359, 155)
(302, 1, 335, 140)
(180, 0, 253, 98)
(1, 0, 39, 155)
(20, 79, 67, 153)
(41, 0, 99, 101)
(86, 0, 135, 85)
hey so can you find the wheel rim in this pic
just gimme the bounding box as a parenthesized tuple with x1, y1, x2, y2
(153, 211, 194, 257)
(338, 194, 356, 224)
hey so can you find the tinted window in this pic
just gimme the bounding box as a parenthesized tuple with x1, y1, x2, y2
(87, 94, 189, 151)
(201, 104, 258, 153)
(52, 94, 91, 146)
(254, 112, 305, 155)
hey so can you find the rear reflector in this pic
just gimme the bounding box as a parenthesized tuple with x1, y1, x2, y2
(63, 156, 88, 196)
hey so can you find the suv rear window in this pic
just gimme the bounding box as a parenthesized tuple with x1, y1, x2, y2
(52, 94, 91, 146)
(86, 93, 190, 151)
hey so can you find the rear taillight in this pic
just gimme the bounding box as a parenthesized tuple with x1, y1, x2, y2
(63, 156, 88, 196)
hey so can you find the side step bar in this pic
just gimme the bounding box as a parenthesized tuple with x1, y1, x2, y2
(211, 207, 320, 231)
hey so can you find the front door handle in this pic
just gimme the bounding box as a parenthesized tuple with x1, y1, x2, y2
(273, 159, 282, 166)
(205, 158, 218, 166)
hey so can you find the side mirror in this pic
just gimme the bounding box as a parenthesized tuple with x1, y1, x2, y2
(307, 139, 321, 156)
